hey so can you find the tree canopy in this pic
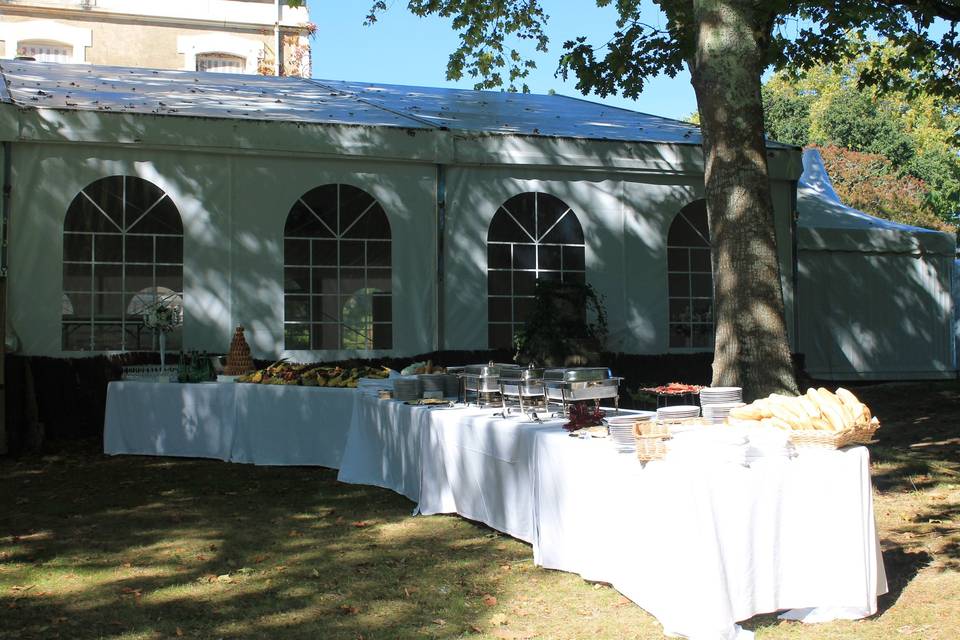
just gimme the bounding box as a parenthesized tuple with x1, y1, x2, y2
(763, 39, 960, 229)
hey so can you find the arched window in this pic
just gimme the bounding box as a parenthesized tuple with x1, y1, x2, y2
(196, 53, 245, 74)
(667, 200, 714, 349)
(283, 184, 392, 350)
(487, 192, 586, 348)
(62, 176, 184, 351)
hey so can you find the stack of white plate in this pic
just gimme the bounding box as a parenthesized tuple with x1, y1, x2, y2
(701, 402, 746, 424)
(358, 376, 395, 397)
(441, 374, 460, 398)
(607, 419, 636, 453)
(418, 374, 446, 397)
(657, 405, 701, 421)
(699, 386, 743, 405)
(393, 376, 423, 402)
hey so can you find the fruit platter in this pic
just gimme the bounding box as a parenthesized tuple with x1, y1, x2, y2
(236, 361, 391, 387)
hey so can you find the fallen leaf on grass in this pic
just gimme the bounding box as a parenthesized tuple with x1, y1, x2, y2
(469, 624, 483, 634)
(432, 619, 446, 626)
(482, 594, 498, 607)
(9, 585, 36, 592)
(489, 613, 509, 626)
(253, 555, 267, 563)
(339, 604, 360, 615)
(352, 521, 372, 528)
(175, 627, 184, 637)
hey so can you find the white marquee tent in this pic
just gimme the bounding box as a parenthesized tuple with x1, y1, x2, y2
(0, 59, 803, 361)
(796, 149, 956, 380)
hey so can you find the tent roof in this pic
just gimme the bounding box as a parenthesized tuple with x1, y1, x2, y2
(797, 148, 955, 255)
(0, 59, 784, 148)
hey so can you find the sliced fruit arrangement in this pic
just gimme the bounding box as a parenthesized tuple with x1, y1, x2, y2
(727, 387, 879, 432)
(236, 361, 390, 387)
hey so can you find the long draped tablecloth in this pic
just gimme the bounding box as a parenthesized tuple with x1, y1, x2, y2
(105, 385, 887, 639)
(337, 398, 887, 640)
(104, 381, 357, 468)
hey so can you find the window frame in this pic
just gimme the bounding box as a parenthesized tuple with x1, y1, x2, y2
(666, 201, 715, 352)
(61, 176, 184, 352)
(282, 184, 393, 351)
(195, 52, 246, 74)
(486, 192, 587, 349)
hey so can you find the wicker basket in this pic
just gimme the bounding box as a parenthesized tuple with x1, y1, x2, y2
(788, 420, 880, 449)
(635, 434, 670, 461)
(633, 420, 670, 437)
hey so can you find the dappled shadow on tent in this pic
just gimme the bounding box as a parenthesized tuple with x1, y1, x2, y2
(795, 149, 955, 381)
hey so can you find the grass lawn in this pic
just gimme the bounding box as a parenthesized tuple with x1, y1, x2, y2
(1, 381, 958, 639)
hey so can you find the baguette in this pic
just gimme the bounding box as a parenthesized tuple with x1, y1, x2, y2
(770, 399, 812, 429)
(835, 387, 867, 424)
(796, 395, 822, 420)
(729, 404, 765, 421)
(813, 388, 852, 431)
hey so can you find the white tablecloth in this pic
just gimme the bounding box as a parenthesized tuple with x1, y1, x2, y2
(104, 381, 357, 468)
(336, 402, 886, 640)
(531, 431, 887, 640)
(336, 394, 433, 502)
(418, 407, 559, 543)
(104, 381, 239, 461)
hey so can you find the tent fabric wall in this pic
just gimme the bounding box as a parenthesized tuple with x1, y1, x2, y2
(443, 166, 799, 354)
(7, 143, 437, 358)
(0, 61, 807, 361)
(797, 150, 956, 380)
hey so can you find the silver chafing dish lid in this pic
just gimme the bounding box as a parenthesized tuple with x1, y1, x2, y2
(499, 365, 545, 381)
(462, 362, 521, 377)
(543, 367, 612, 382)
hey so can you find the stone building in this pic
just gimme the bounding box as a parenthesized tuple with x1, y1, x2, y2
(0, 0, 312, 76)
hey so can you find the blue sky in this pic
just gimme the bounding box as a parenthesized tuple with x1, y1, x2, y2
(305, 1, 699, 121)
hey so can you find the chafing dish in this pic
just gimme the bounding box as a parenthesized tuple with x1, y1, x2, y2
(543, 367, 623, 413)
(498, 365, 546, 421)
(457, 362, 520, 406)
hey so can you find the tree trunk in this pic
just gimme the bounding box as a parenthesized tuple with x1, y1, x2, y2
(688, 0, 798, 400)
(0, 276, 6, 455)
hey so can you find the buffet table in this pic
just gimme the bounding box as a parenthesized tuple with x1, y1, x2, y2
(105, 382, 887, 639)
(336, 399, 887, 640)
(104, 381, 357, 468)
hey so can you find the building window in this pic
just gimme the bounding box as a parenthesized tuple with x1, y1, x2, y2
(62, 176, 184, 351)
(283, 184, 392, 350)
(196, 53, 245, 74)
(18, 40, 72, 63)
(667, 200, 714, 349)
(487, 192, 586, 349)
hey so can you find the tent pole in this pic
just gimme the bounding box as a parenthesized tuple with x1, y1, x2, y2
(435, 164, 446, 354)
(0, 141, 10, 455)
(790, 179, 799, 356)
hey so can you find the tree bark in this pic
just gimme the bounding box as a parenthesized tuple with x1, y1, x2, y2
(0, 276, 6, 455)
(688, 0, 798, 400)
